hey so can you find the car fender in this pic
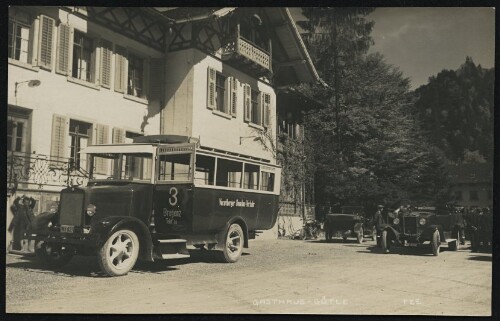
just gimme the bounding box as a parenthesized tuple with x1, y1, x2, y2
(214, 216, 249, 250)
(90, 216, 153, 261)
(353, 222, 363, 233)
(419, 225, 443, 242)
(378, 224, 401, 244)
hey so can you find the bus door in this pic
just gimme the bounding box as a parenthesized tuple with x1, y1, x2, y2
(153, 145, 195, 235)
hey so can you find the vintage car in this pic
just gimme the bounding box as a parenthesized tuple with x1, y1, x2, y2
(377, 206, 465, 256)
(25, 135, 281, 276)
(324, 206, 376, 244)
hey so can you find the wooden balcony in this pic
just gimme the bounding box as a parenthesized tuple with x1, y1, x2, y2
(221, 27, 272, 78)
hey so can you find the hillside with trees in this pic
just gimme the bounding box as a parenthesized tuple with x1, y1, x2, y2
(412, 57, 494, 163)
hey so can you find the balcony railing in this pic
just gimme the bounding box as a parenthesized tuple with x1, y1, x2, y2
(221, 25, 272, 77)
(7, 151, 89, 194)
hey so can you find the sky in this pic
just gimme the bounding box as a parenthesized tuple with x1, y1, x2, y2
(368, 7, 495, 89)
(291, 7, 495, 90)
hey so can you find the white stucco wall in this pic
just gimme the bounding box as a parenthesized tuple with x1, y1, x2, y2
(7, 8, 164, 159)
(162, 47, 277, 163)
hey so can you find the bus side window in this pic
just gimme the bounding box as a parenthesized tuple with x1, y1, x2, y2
(244, 163, 260, 190)
(216, 158, 242, 188)
(195, 154, 215, 185)
(261, 171, 275, 192)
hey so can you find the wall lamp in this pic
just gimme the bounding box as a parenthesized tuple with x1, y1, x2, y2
(15, 79, 41, 97)
(239, 136, 262, 145)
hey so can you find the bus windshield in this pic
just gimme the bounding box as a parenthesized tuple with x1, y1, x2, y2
(90, 153, 153, 181)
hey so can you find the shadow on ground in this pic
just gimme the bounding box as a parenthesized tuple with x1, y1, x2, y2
(6, 249, 250, 277)
(467, 255, 492, 262)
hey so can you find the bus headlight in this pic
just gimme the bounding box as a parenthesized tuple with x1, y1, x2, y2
(419, 218, 427, 225)
(393, 218, 400, 225)
(86, 204, 96, 217)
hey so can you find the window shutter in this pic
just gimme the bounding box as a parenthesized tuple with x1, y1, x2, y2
(38, 15, 55, 70)
(114, 46, 127, 93)
(207, 67, 216, 110)
(28, 18, 38, 65)
(100, 39, 112, 88)
(112, 127, 125, 144)
(50, 114, 68, 163)
(55, 23, 71, 75)
(95, 124, 110, 174)
(149, 58, 164, 101)
(243, 84, 251, 122)
(262, 93, 271, 128)
(229, 77, 238, 117)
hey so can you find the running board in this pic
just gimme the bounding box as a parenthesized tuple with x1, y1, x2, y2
(161, 253, 190, 260)
(158, 239, 187, 244)
(154, 238, 190, 259)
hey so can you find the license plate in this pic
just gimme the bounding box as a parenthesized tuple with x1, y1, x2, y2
(60, 225, 74, 233)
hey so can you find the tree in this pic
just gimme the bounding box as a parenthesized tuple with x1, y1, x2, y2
(413, 57, 494, 162)
(297, 8, 451, 210)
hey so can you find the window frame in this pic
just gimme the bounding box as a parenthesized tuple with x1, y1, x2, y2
(8, 9, 33, 64)
(72, 29, 96, 83)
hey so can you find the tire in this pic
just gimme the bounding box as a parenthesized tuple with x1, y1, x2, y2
(470, 232, 478, 252)
(98, 229, 139, 277)
(381, 230, 390, 253)
(356, 227, 364, 244)
(431, 230, 441, 256)
(325, 227, 332, 242)
(449, 230, 461, 251)
(219, 223, 244, 263)
(35, 242, 74, 268)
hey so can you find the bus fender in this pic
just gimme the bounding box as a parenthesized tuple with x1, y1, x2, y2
(91, 216, 153, 261)
(214, 217, 249, 250)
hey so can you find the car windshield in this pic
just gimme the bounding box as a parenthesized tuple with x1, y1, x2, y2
(90, 153, 153, 181)
(341, 206, 363, 214)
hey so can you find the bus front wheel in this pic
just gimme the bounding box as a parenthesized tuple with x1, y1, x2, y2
(219, 223, 244, 263)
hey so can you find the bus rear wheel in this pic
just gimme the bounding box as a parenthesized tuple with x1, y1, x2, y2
(219, 223, 244, 263)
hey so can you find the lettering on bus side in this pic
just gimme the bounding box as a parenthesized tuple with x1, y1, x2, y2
(218, 198, 256, 208)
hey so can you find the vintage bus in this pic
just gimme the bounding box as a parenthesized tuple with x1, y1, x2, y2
(27, 135, 281, 276)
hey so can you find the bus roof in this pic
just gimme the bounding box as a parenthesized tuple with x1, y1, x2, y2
(80, 144, 157, 154)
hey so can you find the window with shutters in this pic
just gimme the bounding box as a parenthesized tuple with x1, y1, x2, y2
(38, 15, 55, 70)
(100, 40, 113, 88)
(8, 10, 32, 64)
(72, 30, 95, 82)
(7, 108, 31, 153)
(69, 119, 92, 170)
(127, 53, 145, 98)
(215, 72, 226, 113)
(250, 89, 260, 125)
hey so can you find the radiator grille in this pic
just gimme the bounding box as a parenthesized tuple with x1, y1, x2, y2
(59, 192, 84, 226)
(403, 216, 417, 234)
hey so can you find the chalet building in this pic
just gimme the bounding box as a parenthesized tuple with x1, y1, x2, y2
(7, 6, 321, 247)
(446, 163, 493, 209)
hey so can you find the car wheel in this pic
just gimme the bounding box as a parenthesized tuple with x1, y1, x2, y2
(381, 230, 390, 253)
(449, 230, 461, 251)
(219, 223, 244, 263)
(356, 227, 364, 244)
(35, 242, 74, 268)
(325, 227, 332, 242)
(470, 232, 478, 252)
(98, 229, 139, 277)
(431, 230, 440, 256)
